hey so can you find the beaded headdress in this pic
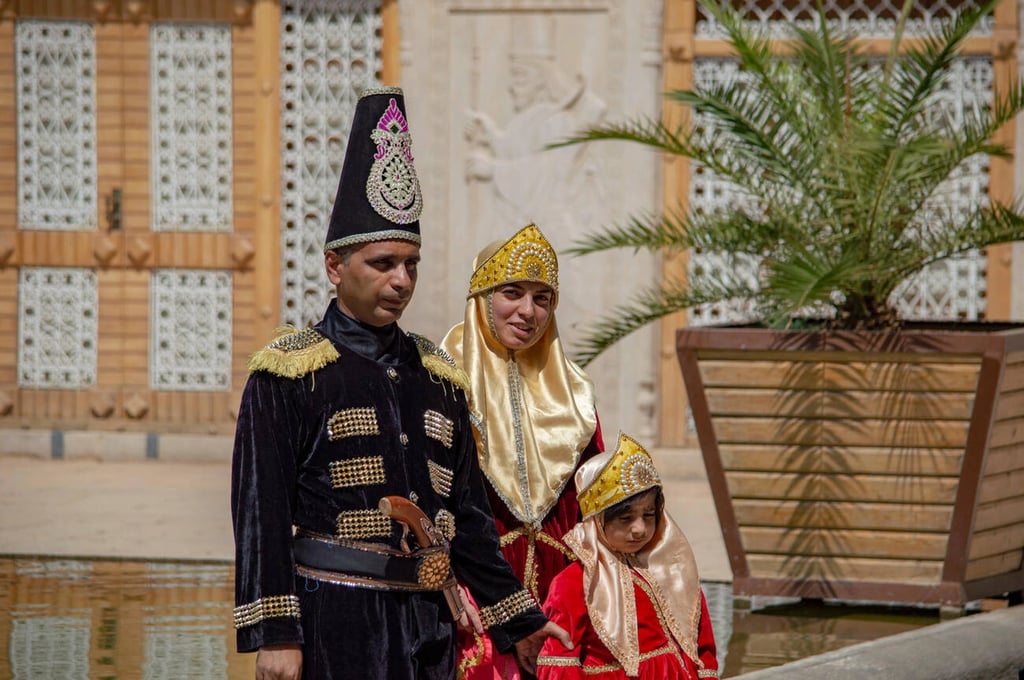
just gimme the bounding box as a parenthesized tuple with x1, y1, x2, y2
(577, 432, 661, 520)
(468, 223, 558, 296)
(324, 87, 422, 252)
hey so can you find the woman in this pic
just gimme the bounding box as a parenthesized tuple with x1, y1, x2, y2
(442, 223, 603, 679)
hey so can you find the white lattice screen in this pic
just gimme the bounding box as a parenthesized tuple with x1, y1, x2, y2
(688, 51, 992, 326)
(10, 615, 91, 679)
(142, 620, 228, 679)
(15, 20, 98, 230)
(18, 268, 98, 389)
(150, 23, 234, 232)
(150, 270, 233, 391)
(279, 0, 382, 327)
(696, 0, 993, 38)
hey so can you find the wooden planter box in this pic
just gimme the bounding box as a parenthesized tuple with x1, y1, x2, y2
(676, 324, 1024, 609)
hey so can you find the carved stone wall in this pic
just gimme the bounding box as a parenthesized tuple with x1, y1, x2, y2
(398, 0, 664, 441)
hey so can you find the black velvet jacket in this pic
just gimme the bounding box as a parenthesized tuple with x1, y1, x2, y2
(231, 303, 546, 657)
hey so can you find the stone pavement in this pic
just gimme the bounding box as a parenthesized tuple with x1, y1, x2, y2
(0, 445, 732, 582)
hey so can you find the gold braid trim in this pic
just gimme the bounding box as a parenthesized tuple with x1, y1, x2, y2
(478, 589, 537, 628)
(537, 656, 580, 667)
(456, 633, 487, 680)
(233, 594, 300, 629)
(698, 670, 720, 678)
(410, 333, 471, 392)
(247, 327, 340, 378)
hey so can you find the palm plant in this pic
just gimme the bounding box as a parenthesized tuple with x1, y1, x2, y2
(562, 0, 1024, 367)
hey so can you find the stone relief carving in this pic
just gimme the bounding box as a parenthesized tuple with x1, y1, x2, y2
(463, 25, 607, 232)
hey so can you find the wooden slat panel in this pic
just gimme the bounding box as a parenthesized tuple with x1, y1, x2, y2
(974, 496, 1024, 532)
(720, 444, 964, 476)
(982, 443, 1024, 477)
(732, 499, 954, 532)
(967, 522, 1024, 561)
(746, 554, 944, 584)
(706, 387, 975, 420)
(700, 359, 982, 392)
(965, 551, 1024, 581)
(1000, 352, 1024, 392)
(978, 468, 1024, 504)
(726, 471, 960, 504)
(988, 414, 1024, 450)
(740, 526, 949, 560)
(714, 416, 969, 448)
(995, 389, 1024, 421)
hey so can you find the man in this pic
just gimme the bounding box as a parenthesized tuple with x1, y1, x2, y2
(231, 88, 569, 679)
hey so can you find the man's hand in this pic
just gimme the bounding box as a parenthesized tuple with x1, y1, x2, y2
(457, 584, 484, 634)
(513, 621, 572, 676)
(255, 643, 302, 680)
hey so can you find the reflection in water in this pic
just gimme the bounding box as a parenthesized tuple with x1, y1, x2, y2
(0, 559, 945, 679)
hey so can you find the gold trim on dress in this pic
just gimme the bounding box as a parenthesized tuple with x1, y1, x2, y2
(233, 594, 300, 629)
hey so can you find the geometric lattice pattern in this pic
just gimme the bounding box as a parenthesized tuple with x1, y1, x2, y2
(696, 0, 992, 38)
(16, 21, 98, 230)
(150, 23, 234, 232)
(279, 0, 382, 327)
(150, 270, 232, 391)
(688, 54, 992, 326)
(10, 616, 91, 680)
(142, 616, 229, 680)
(18, 268, 98, 389)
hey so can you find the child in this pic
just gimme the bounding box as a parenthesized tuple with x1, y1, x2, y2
(536, 433, 719, 679)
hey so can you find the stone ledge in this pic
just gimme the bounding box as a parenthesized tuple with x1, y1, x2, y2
(733, 604, 1024, 680)
(0, 429, 232, 462)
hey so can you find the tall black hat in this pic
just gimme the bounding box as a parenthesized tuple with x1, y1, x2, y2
(324, 87, 423, 251)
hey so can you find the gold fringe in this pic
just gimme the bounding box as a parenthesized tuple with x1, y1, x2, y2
(410, 333, 471, 392)
(247, 327, 340, 378)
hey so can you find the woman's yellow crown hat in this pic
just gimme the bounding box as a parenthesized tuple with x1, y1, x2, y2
(578, 433, 662, 520)
(468, 223, 558, 296)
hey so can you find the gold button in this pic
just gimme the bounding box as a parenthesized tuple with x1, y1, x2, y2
(400, 433, 409, 445)
(387, 367, 398, 380)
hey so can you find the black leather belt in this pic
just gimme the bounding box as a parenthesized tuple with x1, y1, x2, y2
(293, 531, 451, 590)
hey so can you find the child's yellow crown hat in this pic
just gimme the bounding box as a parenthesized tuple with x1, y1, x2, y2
(577, 432, 662, 520)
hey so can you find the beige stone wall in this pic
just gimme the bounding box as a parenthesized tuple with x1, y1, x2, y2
(398, 0, 665, 442)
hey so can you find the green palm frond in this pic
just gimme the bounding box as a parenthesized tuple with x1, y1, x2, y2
(557, 0, 1024, 366)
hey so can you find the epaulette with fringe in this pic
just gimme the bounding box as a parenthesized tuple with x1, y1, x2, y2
(409, 333, 470, 392)
(247, 327, 340, 378)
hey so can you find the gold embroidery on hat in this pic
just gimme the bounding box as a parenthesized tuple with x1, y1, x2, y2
(327, 407, 379, 440)
(233, 594, 301, 629)
(336, 509, 392, 539)
(478, 589, 537, 628)
(427, 460, 454, 498)
(434, 509, 456, 541)
(577, 433, 661, 520)
(468, 224, 558, 296)
(424, 410, 454, 449)
(329, 456, 386, 488)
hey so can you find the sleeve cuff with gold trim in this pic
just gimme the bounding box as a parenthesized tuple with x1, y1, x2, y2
(233, 594, 301, 629)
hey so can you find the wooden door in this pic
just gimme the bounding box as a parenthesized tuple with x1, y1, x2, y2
(0, 2, 272, 438)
